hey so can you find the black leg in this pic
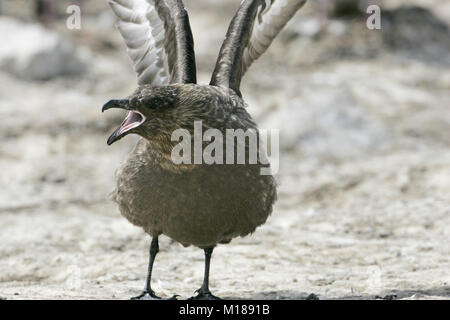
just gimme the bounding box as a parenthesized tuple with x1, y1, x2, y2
(189, 247, 221, 300)
(131, 237, 177, 300)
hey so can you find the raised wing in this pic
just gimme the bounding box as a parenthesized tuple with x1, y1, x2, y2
(210, 0, 306, 96)
(107, 0, 196, 85)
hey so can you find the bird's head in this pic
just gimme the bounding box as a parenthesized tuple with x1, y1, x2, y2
(102, 85, 194, 146)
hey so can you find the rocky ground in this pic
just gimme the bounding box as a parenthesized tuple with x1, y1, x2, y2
(0, 0, 449, 300)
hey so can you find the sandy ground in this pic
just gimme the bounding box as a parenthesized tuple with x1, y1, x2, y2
(0, 0, 449, 300)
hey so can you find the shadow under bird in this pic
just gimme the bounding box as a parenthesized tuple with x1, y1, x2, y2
(103, 0, 306, 300)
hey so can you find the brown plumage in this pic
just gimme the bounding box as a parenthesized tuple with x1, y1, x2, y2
(103, 0, 306, 300)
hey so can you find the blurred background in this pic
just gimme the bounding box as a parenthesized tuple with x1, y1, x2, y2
(0, 0, 449, 299)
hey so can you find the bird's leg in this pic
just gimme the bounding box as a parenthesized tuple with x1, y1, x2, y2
(189, 247, 221, 300)
(131, 237, 177, 300)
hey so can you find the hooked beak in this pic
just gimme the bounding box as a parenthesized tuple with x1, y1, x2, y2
(102, 99, 146, 145)
(102, 99, 130, 112)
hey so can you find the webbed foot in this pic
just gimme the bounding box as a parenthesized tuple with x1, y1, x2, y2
(131, 290, 178, 300)
(188, 289, 221, 300)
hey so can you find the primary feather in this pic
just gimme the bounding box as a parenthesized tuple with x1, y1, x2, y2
(107, 0, 196, 85)
(211, 0, 306, 96)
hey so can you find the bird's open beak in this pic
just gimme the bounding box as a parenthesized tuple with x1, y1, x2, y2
(102, 99, 146, 145)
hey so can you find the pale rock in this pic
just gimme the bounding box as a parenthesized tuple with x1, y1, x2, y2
(0, 17, 89, 80)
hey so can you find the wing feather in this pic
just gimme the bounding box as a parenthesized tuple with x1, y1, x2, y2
(210, 0, 306, 96)
(107, 0, 196, 85)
